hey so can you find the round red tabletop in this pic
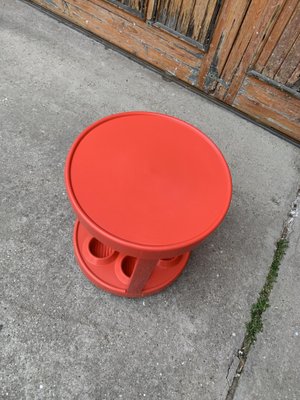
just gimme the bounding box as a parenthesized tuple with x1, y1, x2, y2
(65, 112, 232, 257)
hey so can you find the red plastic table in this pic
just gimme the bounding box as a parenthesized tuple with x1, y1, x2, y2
(65, 112, 232, 297)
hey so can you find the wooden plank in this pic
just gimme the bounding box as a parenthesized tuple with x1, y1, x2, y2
(233, 76, 300, 140)
(240, 76, 300, 117)
(145, 0, 156, 20)
(175, 0, 196, 37)
(254, 0, 298, 72)
(154, 0, 219, 47)
(27, 0, 300, 141)
(190, 0, 210, 41)
(87, 0, 201, 60)
(275, 33, 300, 84)
(216, 0, 285, 103)
(164, 0, 182, 30)
(287, 63, 300, 88)
(187, 0, 219, 44)
(30, 0, 203, 84)
(248, 70, 300, 98)
(130, 0, 142, 13)
(263, 2, 300, 79)
(198, 0, 251, 92)
(105, 0, 144, 17)
(157, 0, 172, 25)
(198, 0, 218, 44)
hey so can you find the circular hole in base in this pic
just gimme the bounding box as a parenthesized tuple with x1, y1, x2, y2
(89, 238, 114, 259)
(121, 256, 137, 277)
(159, 256, 181, 267)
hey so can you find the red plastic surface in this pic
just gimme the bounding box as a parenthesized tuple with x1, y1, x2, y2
(74, 220, 190, 297)
(65, 112, 232, 297)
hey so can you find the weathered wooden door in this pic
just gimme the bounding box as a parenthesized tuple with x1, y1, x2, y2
(198, 0, 300, 140)
(30, 0, 300, 141)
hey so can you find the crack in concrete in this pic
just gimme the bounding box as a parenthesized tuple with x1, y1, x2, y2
(225, 188, 300, 400)
(282, 189, 300, 240)
(225, 355, 239, 387)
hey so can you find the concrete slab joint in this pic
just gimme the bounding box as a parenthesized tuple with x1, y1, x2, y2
(227, 188, 300, 400)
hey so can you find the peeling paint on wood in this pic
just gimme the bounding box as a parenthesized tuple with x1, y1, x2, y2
(198, 0, 218, 44)
(204, 32, 223, 92)
(44, 0, 58, 7)
(175, 44, 204, 59)
(104, 0, 145, 17)
(287, 64, 300, 90)
(234, 75, 300, 140)
(249, 70, 300, 99)
(263, 2, 300, 79)
(155, 0, 220, 49)
(275, 34, 300, 85)
(254, 0, 298, 73)
(29, 0, 300, 140)
(188, 65, 200, 86)
(218, 0, 285, 103)
(198, 0, 251, 91)
(61, 0, 70, 12)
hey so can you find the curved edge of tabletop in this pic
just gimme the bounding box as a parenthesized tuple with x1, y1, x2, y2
(64, 111, 232, 257)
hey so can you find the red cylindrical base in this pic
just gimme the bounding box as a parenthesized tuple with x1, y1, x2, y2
(73, 220, 190, 297)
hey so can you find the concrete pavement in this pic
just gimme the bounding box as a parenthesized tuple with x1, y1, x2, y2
(0, 1, 299, 399)
(234, 195, 300, 400)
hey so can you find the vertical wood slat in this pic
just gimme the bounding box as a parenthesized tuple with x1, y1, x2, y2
(198, 0, 251, 92)
(216, 0, 285, 103)
(157, 0, 171, 25)
(275, 33, 300, 84)
(263, 2, 300, 79)
(146, 0, 156, 20)
(131, 0, 141, 12)
(287, 63, 300, 88)
(198, 0, 218, 44)
(154, 0, 219, 47)
(165, 0, 182, 30)
(175, 0, 196, 36)
(213, 0, 267, 98)
(190, 0, 210, 41)
(254, 0, 298, 72)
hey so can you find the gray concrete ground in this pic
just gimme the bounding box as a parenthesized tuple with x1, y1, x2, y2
(234, 204, 300, 400)
(0, 1, 299, 399)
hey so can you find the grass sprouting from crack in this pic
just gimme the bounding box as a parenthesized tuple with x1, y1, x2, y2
(226, 190, 299, 400)
(243, 238, 289, 354)
(226, 238, 289, 400)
